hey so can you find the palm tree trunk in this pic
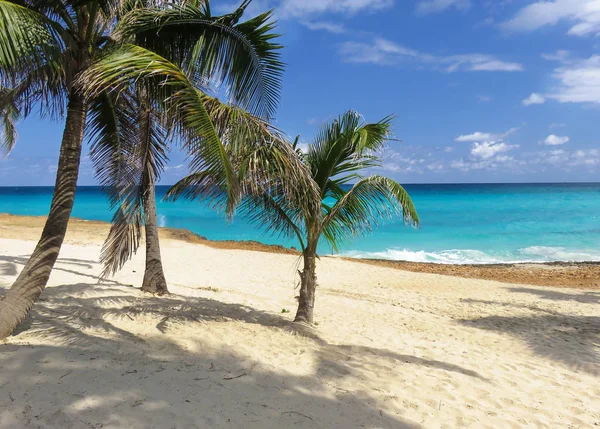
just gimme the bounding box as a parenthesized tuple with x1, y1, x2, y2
(294, 249, 317, 324)
(140, 172, 168, 295)
(0, 92, 86, 339)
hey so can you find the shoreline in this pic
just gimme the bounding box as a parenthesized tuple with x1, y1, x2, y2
(1, 212, 598, 289)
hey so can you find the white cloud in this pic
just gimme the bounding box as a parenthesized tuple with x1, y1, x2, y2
(455, 131, 493, 142)
(542, 50, 571, 61)
(537, 148, 600, 167)
(416, 0, 470, 15)
(455, 127, 518, 142)
(444, 146, 453, 152)
(339, 38, 523, 72)
(478, 95, 492, 102)
(164, 164, 185, 171)
(280, 0, 394, 17)
(522, 93, 546, 106)
(550, 122, 567, 128)
(471, 141, 518, 159)
(219, 0, 393, 19)
(450, 153, 517, 171)
(502, 0, 600, 37)
(544, 134, 570, 145)
(546, 55, 600, 103)
(302, 21, 346, 33)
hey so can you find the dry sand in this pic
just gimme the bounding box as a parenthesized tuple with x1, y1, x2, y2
(0, 218, 599, 428)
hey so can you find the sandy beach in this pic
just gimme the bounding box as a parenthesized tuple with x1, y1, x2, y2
(1, 215, 599, 428)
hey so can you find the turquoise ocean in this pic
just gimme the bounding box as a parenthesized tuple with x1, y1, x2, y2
(1, 183, 599, 264)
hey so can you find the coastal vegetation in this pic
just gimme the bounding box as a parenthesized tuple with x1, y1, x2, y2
(86, 2, 286, 296)
(0, 0, 286, 337)
(170, 111, 419, 323)
(0, 0, 416, 336)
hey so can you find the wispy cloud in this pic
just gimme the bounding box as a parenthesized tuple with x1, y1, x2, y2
(416, 0, 470, 15)
(339, 37, 523, 72)
(455, 127, 518, 142)
(502, 0, 600, 37)
(523, 52, 600, 105)
(536, 148, 600, 167)
(280, 0, 393, 17)
(542, 50, 571, 61)
(302, 21, 346, 33)
(219, 0, 394, 19)
(548, 55, 600, 103)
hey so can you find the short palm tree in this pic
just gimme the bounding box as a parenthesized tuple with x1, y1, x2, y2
(0, 0, 282, 338)
(171, 111, 419, 324)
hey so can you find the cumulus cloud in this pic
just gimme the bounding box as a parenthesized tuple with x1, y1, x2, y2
(339, 38, 523, 72)
(502, 0, 600, 37)
(416, 0, 470, 15)
(471, 141, 518, 159)
(451, 127, 520, 171)
(544, 134, 570, 145)
(522, 93, 546, 106)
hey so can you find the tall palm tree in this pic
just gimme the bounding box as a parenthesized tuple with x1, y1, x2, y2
(88, 2, 284, 295)
(0, 0, 282, 338)
(171, 111, 419, 324)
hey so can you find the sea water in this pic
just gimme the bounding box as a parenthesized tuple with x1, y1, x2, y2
(0, 183, 599, 264)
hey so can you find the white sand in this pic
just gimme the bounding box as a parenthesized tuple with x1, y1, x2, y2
(0, 236, 599, 428)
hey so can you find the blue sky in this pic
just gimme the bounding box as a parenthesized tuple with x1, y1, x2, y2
(2, 0, 600, 185)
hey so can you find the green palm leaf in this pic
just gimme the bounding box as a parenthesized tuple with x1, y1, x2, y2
(323, 175, 419, 252)
(79, 43, 240, 215)
(117, 2, 283, 118)
(0, 0, 63, 83)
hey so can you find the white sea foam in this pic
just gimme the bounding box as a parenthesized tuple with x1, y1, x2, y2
(341, 246, 600, 265)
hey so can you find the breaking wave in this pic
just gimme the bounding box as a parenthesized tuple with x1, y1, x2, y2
(341, 246, 600, 265)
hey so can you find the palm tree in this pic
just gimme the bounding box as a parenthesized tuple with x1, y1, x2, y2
(0, 0, 282, 338)
(88, 2, 285, 295)
(172, 111, 419, 324)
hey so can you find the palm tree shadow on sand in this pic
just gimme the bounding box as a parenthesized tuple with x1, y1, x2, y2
(459, 291, 600, 375)
(0, 277, 488, 428)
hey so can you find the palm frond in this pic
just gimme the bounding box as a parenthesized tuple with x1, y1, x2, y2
(86, 90, 139, 206)
(307, 111, 393, 193)
(322, 175, 419, 251)
(0, 86, 19, 155)
(167, 92, 317, 222)
(78, 43, 240, 215)
(88, 87, 170, 277)
(238, 186, 306, 251)
(117, 2, 283, 118)
(0, 0, 63, 85)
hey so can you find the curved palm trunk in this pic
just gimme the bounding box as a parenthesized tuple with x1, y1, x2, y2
(140, 180, 168, 295)
(0, 92, 86, 339)
(294, 245, 317, 324)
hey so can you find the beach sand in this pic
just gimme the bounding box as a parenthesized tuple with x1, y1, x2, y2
(0, 215, 599, 428)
